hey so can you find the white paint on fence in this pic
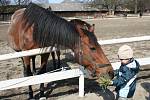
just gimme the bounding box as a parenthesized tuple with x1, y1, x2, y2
(0, 47, 56, 61)
(79, 67, 85, 97)
(99, 35, 150, 45)
(0, 68, 81, 91)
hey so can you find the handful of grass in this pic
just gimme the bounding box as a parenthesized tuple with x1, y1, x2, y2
(97, 75, 111, 91)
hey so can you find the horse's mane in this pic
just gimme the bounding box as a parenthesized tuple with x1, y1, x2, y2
(70, 19, 98, 46)
(82, 29, 98, 45)
(22, 3, 80, 48)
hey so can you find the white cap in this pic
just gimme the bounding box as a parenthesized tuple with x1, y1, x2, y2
(118, 45, 133, 59)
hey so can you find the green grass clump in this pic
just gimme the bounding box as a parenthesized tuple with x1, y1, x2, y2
(97, 75, 112, 92)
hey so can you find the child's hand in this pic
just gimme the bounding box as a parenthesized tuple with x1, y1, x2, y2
(109, 81, 113, 85)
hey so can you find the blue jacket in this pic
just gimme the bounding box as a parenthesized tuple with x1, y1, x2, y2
(112, 58, 140, 98)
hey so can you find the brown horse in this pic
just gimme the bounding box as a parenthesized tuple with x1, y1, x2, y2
(8, 3, 114, 99)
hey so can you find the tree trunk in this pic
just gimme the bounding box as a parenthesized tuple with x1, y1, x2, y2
(134, 0, 138, 14)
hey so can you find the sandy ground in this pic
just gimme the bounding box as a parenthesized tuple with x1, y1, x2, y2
(0, 16, 150, 100)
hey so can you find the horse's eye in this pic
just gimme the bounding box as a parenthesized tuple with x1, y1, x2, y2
(90, 47, 96, 51)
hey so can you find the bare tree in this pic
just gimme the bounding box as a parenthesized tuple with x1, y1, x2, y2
(134, 0, 137, 13)
(14, 0, 31, 5)
(86, 0, 125, 15)
(0, 0, 10, 5)
(85, 0, 150, 14)
(125, 0, 150, 13)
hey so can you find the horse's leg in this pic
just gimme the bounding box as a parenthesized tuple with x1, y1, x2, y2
(37, 53, 50, 74)
(22, 56, 34, 99)
(31, 56, 36, 75)
(56, 50, 61, 69)
(51, 51, 57, 70)
(38, 53, 50, 99)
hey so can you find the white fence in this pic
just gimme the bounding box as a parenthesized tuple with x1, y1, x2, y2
(0, 35, 150, 97)
(99, 35, 150, 45)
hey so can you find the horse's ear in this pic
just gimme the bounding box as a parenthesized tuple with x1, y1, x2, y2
(83, 24, 88, 30)
(89, 24, 95, 32)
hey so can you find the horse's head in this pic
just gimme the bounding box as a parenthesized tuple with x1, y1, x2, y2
(74, 24, 114, 79)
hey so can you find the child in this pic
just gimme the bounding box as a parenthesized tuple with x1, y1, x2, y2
(111, 45, 140, 100)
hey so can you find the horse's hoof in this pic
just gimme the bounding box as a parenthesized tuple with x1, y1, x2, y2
(39, 97, 46, 100)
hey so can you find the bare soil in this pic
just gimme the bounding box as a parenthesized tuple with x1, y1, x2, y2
(0, 16, 150, 100)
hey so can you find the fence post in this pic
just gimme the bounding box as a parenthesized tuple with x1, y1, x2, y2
(79, 66, 84, 97)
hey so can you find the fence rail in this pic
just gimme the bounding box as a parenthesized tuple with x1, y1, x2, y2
(0, 68, 81, 91)
(99, 35, 150, 45)
(0, 35, 149, 97)
(0, 47, 56, 61)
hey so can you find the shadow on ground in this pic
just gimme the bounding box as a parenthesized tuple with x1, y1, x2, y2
(141, 82, 150, 100)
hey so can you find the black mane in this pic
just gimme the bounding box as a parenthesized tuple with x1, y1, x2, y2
(70, 19, 98, 45)
(82, 29, 98, 45)
(22, 3, 80, 48)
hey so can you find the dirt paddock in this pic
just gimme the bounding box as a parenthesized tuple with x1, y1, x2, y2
(0, 16, 150, 100)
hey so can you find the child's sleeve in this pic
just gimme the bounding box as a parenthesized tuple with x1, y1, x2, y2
(112, 67, 134, 87)
(132, 60, 140, 73)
